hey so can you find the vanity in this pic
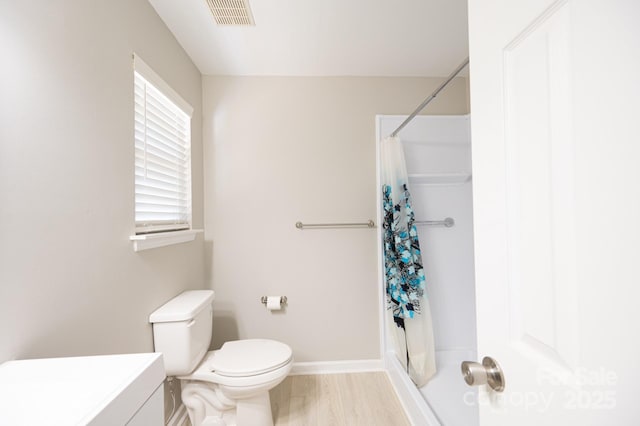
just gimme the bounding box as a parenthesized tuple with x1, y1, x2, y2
(0, 352, 165, 425)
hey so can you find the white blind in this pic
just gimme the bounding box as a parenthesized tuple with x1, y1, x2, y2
(134, 59, 192, 234)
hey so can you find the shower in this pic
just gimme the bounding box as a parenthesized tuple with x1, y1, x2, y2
(376, 114, 478, 426)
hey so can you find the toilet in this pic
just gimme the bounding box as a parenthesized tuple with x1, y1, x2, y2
(149, 290, 293, 426)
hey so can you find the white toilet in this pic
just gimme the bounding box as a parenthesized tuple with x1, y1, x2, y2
(149, 290, 293, 426)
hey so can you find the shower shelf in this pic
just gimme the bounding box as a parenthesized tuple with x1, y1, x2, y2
(408, 173, 472, 186)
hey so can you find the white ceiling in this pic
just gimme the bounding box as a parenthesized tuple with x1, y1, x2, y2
(148, 0, 469, 77)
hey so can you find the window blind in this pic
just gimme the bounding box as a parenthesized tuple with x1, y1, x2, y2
(134, 56, 192, 234)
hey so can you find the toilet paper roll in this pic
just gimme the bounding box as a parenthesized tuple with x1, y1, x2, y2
(266, 296, 282, 311)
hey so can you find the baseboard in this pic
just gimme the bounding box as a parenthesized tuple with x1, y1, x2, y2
(167, 403, 189, 426)
(290, 359, 384, 375)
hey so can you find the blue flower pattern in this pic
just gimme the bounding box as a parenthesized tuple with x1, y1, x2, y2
(382, 183, 425, 326)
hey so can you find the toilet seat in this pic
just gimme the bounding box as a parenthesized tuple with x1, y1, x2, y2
(178, 339, 293, 387)
(208, 339, 292, 377)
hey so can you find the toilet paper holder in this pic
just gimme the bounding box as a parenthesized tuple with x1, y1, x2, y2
(260, 296, 287, 305)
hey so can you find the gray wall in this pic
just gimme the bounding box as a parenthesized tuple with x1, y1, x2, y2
(0, 0, 205, 364)
(203, 76, 469, 362)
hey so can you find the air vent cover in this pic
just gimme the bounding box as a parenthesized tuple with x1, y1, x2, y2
(206, 0, 255, 26)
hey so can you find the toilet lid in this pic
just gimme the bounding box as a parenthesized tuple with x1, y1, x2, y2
(208, 339, 292, 377)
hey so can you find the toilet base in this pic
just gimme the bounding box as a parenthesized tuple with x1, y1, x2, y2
(181, 380, 275, 426)
(236, 392, 273, 426)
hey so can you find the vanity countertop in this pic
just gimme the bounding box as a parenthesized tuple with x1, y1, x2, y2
(0, 352, 165, 425)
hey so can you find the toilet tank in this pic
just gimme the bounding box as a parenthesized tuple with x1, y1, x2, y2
(149, 290, 214, 377)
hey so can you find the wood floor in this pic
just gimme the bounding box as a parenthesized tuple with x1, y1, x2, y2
(269, 372, 411, 426)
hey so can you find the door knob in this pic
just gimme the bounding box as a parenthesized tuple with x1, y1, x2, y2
(460, 356, 505, 392)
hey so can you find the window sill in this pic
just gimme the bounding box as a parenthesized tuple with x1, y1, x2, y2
(129, 229, 203, 252)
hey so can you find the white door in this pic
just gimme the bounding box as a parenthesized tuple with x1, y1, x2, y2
(468, 0, 640, 424)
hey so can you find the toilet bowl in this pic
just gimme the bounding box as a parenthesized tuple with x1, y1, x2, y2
(180, 340, 293, 425)
(149, 290, 293, 426)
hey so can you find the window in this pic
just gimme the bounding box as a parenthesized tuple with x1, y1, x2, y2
(133, 55, 193, 235)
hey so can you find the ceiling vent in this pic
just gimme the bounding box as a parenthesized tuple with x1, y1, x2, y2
(206, 0, 255, 26)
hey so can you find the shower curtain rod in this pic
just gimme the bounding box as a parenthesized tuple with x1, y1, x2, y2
(390, 57, 470, 137)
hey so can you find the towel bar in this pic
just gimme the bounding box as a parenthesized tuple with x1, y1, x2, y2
(414, 217, 455, 227)
(295, 220, 375, 229)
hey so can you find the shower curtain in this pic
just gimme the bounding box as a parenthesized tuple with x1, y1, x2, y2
(381, 136, 436, 387)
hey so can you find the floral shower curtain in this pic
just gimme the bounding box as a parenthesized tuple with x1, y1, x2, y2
(381, 135, 436, 387)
